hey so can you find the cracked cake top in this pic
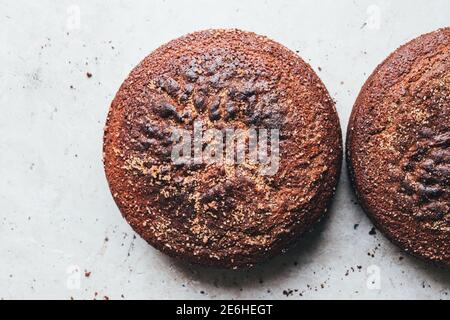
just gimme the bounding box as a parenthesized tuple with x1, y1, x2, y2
(104, 29, 342, 268)
(347, 27, 450, 267)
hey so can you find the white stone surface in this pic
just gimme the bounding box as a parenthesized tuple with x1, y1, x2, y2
(0, 0, 449, 300)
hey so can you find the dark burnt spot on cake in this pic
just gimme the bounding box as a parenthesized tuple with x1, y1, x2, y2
(156, 76, 180, 97)
(224, 101, 238, 120)
(193, 93, 206, 111)
(397, 132, 450, 230)
(153, 101, 178, 119)
(208, 97, 222, 121)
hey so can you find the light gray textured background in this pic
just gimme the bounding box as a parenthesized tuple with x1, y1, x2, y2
(0, 0, 449, 300)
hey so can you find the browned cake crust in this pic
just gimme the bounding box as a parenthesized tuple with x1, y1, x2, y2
(347, 28, 450, 267)
(103, 29, 342, 268)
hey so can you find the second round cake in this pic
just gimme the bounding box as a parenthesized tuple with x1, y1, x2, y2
(104, 29, 342, 268)
(347, 28, 450, 267)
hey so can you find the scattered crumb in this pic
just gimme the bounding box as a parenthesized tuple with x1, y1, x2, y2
(282, 289, 293, 297)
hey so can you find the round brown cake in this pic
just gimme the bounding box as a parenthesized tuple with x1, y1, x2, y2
(103, 29, 342, 268)
(347, 28, 450, 267)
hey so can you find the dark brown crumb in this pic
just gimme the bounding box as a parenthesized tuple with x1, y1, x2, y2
(282, 289, 293, 297)
(86, 72, 92, 78)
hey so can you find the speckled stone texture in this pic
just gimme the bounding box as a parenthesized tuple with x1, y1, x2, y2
(104, 29, 342, 268)
(347, 28, 450, 267)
